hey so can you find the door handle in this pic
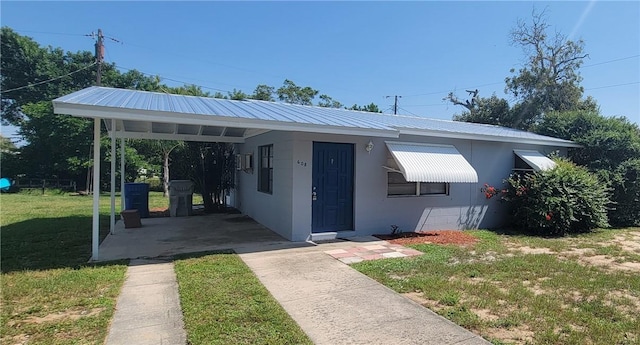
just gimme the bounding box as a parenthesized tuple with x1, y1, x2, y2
(312, 191, 317, 201)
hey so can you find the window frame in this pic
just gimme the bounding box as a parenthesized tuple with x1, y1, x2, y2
(258, 144, 273, 194)
(386, 172, 449, 197)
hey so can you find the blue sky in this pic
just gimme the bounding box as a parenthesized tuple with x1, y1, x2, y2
(1, 1, 639, 137)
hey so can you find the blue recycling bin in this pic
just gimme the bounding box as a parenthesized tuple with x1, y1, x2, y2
(124, 183, 150, 218)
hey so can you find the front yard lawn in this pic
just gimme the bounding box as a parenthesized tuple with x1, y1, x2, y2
(354, 228, 640, 345)
(174, 252, 312, 345)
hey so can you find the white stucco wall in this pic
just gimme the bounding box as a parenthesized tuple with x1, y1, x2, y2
(235, 130, 566, 241)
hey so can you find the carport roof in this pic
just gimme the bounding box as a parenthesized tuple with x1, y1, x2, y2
(53, 86, 579, 147)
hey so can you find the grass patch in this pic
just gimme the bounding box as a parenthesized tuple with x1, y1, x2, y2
(353, 228, 640, 345)
(0, 193, 157, 344)
(1, 192, 167, 272)
(174, 253, 312, 345)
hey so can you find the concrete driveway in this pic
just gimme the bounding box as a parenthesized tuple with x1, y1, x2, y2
(97, 213, 308, 261)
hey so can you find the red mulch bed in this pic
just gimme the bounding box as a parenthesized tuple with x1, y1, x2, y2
(375, 231, 478, 246)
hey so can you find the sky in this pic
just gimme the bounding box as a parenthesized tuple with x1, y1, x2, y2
(1, 1, 639, 143)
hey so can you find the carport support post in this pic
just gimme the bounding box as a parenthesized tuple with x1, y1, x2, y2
(92, 118, 101, 261)
(120, 137, 125, 211)
(110, 119, 116, 235)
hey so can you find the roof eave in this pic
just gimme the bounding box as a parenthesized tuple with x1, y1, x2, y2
(397, 128, 581, 148)
(53, 101, 399, 139)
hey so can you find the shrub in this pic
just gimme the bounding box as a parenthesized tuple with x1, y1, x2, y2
(502, 158, 609, 236)
(609, 159, 640, 227)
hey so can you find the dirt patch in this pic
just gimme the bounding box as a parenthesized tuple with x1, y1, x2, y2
(613, 234, 640, 253)
(403, 292, 535, 344)
(579, 255, 640, 273)
(484, 327, 535, 344)
(376, 231, 478, 246)
(403, 291, 439, 309)
(23, 307, 105, 324)
(516, 246, 553, 255)
(2, 334, 30, 345)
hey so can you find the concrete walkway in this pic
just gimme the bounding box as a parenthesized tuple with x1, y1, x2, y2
(105, 237, 489, 345)
(238, 239, 491, 345)
(105, 259, 186, 345)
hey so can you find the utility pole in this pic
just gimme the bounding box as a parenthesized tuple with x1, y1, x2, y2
(94, 29, 104, 86)
(385, 95, 402, 115)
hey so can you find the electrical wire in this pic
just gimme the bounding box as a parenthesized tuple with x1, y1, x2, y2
(1, 62, 97, 93)
(115, 64, 231, 93)
(582, 54, 639, 68)
(585, 81, 639, 91)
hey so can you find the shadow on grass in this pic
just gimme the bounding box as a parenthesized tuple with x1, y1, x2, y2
(172, 249, 235, 261)
(1, 215, 118, 273)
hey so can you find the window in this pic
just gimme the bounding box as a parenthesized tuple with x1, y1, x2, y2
(258, 145, 273, 193)
(387, 172, 448, 196)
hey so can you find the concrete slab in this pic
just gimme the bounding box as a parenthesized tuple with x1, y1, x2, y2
(97, 213, 301, 261)
(239, 242, 491, 345)
(105, 259, 186, 345)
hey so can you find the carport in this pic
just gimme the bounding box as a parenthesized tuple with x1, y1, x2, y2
(53, 86, 394, 260)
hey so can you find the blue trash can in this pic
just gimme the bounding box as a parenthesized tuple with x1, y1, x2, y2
(124, 183, 150, 218)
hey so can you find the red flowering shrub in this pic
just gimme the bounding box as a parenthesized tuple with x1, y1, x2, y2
(502, 158, 610, 236)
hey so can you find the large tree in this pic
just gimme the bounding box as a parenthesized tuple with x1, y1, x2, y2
(505, 9, 597, 129)
(446, 91, 514, 127)
(276, 79, 319, 105)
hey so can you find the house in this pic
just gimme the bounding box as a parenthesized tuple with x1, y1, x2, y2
(53, 86, 578, 255)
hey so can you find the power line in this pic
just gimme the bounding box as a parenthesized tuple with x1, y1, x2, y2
(585, 81, 639, 91)
(582, 54, 640, 68)
(1, 62, 97, 93)
(12, 29, 86, 37)
(115, 64, 231, 93)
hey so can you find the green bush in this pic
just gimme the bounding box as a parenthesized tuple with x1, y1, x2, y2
(134, 177, 163, 192)
(609, 159, 640, 227)
(502, 158, 609, 236)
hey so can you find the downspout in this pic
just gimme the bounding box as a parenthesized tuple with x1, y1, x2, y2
(92, 118, 101, 261)
(110, 119, 116, 235)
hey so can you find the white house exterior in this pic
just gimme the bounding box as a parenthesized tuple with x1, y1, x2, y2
(53, 86, 578, 257)
(235, 131, 567, 241)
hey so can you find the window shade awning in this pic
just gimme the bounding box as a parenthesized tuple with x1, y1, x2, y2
(514, 150, 556, 171)
(385, 142, 478, 183)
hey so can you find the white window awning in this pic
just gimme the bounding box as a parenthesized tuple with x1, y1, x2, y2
(385, 142, 478, 183)
(514, 150, 556, 172)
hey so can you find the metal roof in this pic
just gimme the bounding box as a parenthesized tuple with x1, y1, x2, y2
(385, 141, 479, 183)
(53, 86, 579, 146)
(514, 150, 557, 171)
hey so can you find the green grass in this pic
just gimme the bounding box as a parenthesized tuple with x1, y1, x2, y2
(0, 192, 167, 344)
(1, 192, 168, 272)
(174, 252, 312, 345)
(353, 228, 640, 345)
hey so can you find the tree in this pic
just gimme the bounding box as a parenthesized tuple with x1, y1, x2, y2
(349, 103, 382, 113)
(131, 140, 184, 197)
(171, 142, 234, 213)
(276, 79, 318, 105)
(318, 94, 343, 108)
(535, 111, 640, 173)
(449, 93, 514, 127)
(251, 84, 275, 101)
(228, 88, 248, 100)
(0, 28, 170, 188)
(505, 9, 597, 129)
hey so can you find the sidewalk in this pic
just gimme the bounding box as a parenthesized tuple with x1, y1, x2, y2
(105, 238, 490, 345)
(238, 238, 490, 345)
(104, 259, 186, 345)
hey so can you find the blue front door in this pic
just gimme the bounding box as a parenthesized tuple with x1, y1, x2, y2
(312, 142, 354, 232)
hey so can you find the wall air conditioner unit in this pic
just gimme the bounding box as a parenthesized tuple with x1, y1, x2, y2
(244, 153, 253, 171)
(235, 154, 243, 170)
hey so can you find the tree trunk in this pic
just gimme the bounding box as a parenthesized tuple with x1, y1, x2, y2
(163, 152, 170, 197)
